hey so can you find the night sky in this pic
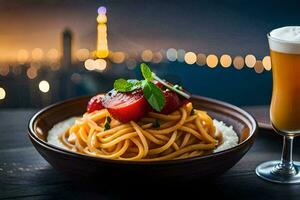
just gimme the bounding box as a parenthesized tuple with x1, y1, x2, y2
(1, 0, 300, 62)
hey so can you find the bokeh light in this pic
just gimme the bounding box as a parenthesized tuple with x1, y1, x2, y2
(26, 67, 38, 79)
(233, 56, 244, 70)
(76, 49, 90, 61)
(98, 6, 107, 14)
(84, 59, 95, 71)
(0, 65, 9, 76)
(112, 52, 125, 63)
(196, 54, 206, 66)
(206, 54, 218, 68)
(245, 54, 256, 68)
(32, 48, 44, 61)
(126, 58, 137, 70)
(94, 59, 107, 71)
(141, 49, 153, 62)
(39, 80, 50, 93)
(262, 56, 272, 71)
(254, 60, 264, 73)
(0, 87, 6, 100)
(97, 14, 107, 23)
(184, 52, 197, 65)
(166, 48, 177, 62)
(177, 49, 185, 62)
(220, 54, 232, 68)
(46, 49, 59, 61)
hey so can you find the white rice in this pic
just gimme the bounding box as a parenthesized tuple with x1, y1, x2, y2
(47, 117, 77, 149)
(47, 118, 239, 153)
(212, 119, 239, 153)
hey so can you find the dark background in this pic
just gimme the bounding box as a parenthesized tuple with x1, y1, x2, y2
(1, 0, 300, 108)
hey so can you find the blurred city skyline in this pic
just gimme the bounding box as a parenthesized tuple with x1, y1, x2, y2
(1, 0, 300, 63)
(1, 0, 300, 108)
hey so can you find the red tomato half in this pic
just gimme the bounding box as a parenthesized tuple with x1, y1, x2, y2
(101, 90, 150, 123)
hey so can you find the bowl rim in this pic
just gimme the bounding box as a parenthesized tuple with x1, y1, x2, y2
(28, 95, 258, 165)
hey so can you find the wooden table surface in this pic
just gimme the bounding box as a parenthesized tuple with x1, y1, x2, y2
(1, 107, 300, 200)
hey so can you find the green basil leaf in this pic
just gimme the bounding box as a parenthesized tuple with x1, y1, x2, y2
(153, 119, 160, 128)
(140, 63, 153, 82)
(143, 82, 165, 112)
(106, 116, 111, 123)
(104, 116, 111, 131)
(114, 79, 141, 92)
(104, 123, 110, 131)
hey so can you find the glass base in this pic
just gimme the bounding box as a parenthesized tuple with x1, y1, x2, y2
(256, 160, 300, 184)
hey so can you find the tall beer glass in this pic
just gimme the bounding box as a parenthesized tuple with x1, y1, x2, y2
(256, 26, 300, 184)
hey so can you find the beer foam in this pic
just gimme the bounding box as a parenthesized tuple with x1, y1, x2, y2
(269, 26, 300, 54)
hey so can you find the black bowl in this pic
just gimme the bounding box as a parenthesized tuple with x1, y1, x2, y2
(28, 95, 257, 182)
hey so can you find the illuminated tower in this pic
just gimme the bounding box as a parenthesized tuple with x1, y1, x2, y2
(62, 28, 73, 67)
(96, 6, 109, 58)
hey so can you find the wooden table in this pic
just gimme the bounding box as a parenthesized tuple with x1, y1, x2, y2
(1, 107, 300, 200)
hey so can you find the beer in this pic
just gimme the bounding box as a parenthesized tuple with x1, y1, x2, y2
(256, 26, 300, 184)
(269, 27, 300, 134)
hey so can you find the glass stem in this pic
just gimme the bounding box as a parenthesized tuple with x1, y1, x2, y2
(278, 136, 296, 174)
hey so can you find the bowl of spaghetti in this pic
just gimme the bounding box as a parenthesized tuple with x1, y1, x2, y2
(28, 64, 257, 181)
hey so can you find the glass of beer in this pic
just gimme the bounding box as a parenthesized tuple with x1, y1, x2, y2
(256, 26, 300, 184)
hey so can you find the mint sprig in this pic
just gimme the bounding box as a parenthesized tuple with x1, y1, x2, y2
(142, 81, 165, 112)
(114, 79, 141, 92)
(141, 63, 153, 81)
(113, 63, 190, 112)
(140, 64, 165, 111)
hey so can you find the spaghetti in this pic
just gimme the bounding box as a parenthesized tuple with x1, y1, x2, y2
(60, 102, 223, 161)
